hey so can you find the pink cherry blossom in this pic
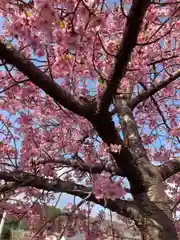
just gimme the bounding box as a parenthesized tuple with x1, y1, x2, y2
(0, 0, 179, 239)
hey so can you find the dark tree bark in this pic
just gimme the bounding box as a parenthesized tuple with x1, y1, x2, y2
(134, 184, 178, 240)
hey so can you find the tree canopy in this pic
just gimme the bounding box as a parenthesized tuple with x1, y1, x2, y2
(0, 0, 179, 239)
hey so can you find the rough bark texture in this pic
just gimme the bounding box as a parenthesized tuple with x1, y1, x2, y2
(114, 96, 178, 239)
(134, 184, 178, 240)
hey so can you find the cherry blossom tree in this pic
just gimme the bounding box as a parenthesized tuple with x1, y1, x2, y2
(0, 0, 179, 239)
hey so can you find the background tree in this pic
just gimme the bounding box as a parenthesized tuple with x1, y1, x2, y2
(0, 0, 179, 239)
(1, 218, 27, 240)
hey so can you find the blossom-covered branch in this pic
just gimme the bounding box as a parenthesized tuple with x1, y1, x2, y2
(128, 69, 180, 109)
(99, 0, 150, 113)
(0, 42, 94, 118)
(159, 157, 180, 181)
(0, 170, 136, 218)
(37, 158, 124, 176)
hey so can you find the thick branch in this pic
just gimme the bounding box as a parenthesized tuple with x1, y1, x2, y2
(0, 42, 94, 118)
(91, 112, 152, 194)
(99, 0, 150, 112)
(114, 97, 161, 193)
(159, 157, 180, 181)
(0, 170, 136, 218)
(129, 69, 180, 109)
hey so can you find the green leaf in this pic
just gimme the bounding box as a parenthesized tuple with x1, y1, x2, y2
(58, 20, 65, 29)
(98, 78, 104, 85)
(0, 141, 3, 145)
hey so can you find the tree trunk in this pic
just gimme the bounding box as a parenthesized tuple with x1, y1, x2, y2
(134, 183, 178, 240)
